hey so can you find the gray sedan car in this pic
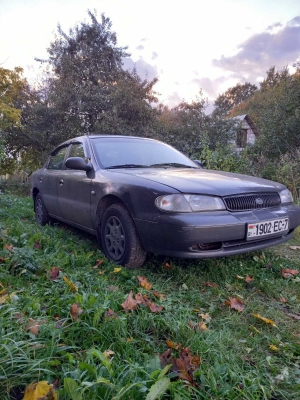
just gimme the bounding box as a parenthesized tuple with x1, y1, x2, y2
(31, 135, 300, 268)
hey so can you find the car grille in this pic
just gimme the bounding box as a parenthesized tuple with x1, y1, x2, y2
(223, 193, 281, 211)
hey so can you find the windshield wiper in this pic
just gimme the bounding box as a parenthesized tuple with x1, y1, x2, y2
(106, 164, 150, 169)
(149, 163, 196, 168)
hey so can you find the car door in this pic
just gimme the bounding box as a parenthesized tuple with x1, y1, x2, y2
(57, 141, 93, 229)
(40, 145, 70, 217)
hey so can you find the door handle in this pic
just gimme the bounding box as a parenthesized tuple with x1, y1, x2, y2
(59, 179, 64, 186)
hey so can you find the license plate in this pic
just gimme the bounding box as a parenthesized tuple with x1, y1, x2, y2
(247, 218, 289, 240)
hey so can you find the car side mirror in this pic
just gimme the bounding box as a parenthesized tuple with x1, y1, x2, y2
(65, 157, 93, 171)
(192, 160, 204, 168)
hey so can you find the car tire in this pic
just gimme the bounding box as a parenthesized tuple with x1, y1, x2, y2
(101, 203, 146, 269)
(35, 194, 50, 226)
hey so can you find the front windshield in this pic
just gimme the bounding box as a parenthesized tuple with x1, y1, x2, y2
(90, 137, 196, 169)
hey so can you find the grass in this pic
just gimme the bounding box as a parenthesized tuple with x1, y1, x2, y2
(0, 194, 300, 399)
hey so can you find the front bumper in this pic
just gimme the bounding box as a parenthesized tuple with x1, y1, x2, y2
(134, 204, 300, 258)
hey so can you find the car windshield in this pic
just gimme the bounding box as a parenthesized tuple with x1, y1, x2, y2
(90, 137, 197, 169)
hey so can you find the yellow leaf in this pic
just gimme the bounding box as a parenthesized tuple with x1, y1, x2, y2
(269, 344, 279, 351)
(23, 380, 57, 400)
(63, 276, 78, 292)
(113, 267, 122, 273)
(249, 325, 261, 334)
(252, 313, 277, 327)
(0, 291, 17, 304)
(136, 275, 152, 290)
(103, 350, 115, 359)
(127, 337, 133, 342)
(98, 270, 105, 275)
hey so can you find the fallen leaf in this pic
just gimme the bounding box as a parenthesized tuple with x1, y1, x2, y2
(113, 267, 122, 273)
(289, 246, 300, 250)
(249, 325, 261, 334)
(121, 290, 139, 311)
(279, 296, 287, 303)
(245, 275, 254, 283)
(198, 313, 212, 323)
(159, 347, 200, 386)
(236, 275, 244, 280)
(49, 266, 60, 281)
(0, 257, 5, 262)
(33, 241, 41, 250)
(0, 291, 17, 304)
(136, 275, 152, 290)
(103, 350, 115, 359)
(166, 340, 182, 349)
(98, 270, 105, 275)
(286, 312, 300, 320)
(152, 291, 166, 300)
(4, 244, 13, 251)
(252, 313, 277, 327)
(23, 380, 57, 400)
(269, 344, 279, 351)
(163, 262, 173, 270)
(93, 259, 104, 268)
(281, 268, 299, 278)
(135, 292, 146, 304)
(63, 276, 78, 292)
(224, 297, 245, 312)
(70, 303, 83, 321)
(203, 281, 218, 288)
(0, 288, 7, 296)
(104, 308, 118, 319)
(26, 318, 40, 336)
(127, 337, 133, 342)
(147, 301, 163, 313)
(182, 283, 188, 290)
(189, 320, 209, 332)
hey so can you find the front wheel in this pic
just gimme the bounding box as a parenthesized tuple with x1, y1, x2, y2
(35, 194, 50, 226)
(101, 204, 146, 269)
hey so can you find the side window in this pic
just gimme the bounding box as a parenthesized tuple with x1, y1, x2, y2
(48, 146, 69, 170)
(68, 143, 86, 159)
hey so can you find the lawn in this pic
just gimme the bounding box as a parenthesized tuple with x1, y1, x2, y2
(1, 194, 300, 399)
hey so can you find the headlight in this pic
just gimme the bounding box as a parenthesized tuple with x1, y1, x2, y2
(280, 189, 293, 204)
(155, 194, 226, 212)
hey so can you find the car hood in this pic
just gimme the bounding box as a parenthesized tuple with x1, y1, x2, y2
(115, 168, 285, 196)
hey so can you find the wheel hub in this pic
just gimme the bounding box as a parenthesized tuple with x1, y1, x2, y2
(104, 216, 125, 260)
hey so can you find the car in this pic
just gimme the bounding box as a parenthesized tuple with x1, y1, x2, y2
(31, 135, 300, 268)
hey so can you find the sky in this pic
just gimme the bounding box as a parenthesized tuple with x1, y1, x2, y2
(1, 0, 300, 110)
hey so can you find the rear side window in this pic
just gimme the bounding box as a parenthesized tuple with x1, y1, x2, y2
(48, 146, 69, 170)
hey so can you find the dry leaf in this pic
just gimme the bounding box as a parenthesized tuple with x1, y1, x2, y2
(163, 262, 173, 270)
(166, 340, 182, 349)
(0, 288, 7, 296)
(279, 296, 287, 303)
(136, 275, 152, 290)
(198, 313, 211, 323)
(286, 312, 300, 320)
(63, 276, 78, 292)
(98, 270, 105, 275)
(127, 337, 133, 342)
(26, 319, 40, 336)
(252, 313, 277, 327)
(269, 344, 279, 351)
(159, 347, 200, 386)
(103, 350, 115, 359)
(236, 275, 244, 280)
(0, 257, 4, 262)
(113, 267, 122, 273)
(135, 292, 146, 304)
(70, 303, 83, 321)
(152, 291, 166, 300)
(182, 283, 188, 290)
(49, 266, 60, 281)
(281, 268, 299, 278)
(4, 244, 13, 251)
(104, 308, 118, 319)
(289, 246, 300, 250)
(245, 275, 254, 283)
(33, 241, 41, 250)
(0, 291, 17, 304)
(224, 297, 245, 312)
(147, 300, 163, 313)
(203, 281, 218, 288)
(121, 290, 139, 311)
(23, 380, 57, 400)
(93, 259, 104, 268)
(189, 321, 209, 332)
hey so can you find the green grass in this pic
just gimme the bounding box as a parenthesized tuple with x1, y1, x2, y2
(1, 194, 300, 399)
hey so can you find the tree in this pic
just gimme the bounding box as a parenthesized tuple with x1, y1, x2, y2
(213, 82, 257, 118)
(259, 66, 289, 92)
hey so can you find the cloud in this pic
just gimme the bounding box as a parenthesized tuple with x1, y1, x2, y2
(152, 52, 158, 60)
(266, 22, 282, 31)
(166, 92, 183, 108)
(191, 76, 228, 98)
(136, 45, 144, 51)
(122, 57, 158, 81)
(212, 16, 300, 80)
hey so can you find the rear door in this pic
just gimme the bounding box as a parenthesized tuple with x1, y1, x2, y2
(57, 141, 93, 229)
(40, 145, 70, 217)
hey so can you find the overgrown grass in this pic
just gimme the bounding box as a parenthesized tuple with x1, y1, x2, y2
(1, 194, 300, 399)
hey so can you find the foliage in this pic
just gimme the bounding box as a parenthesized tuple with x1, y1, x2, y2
(1, 194, 300, 399)
(213, 82, 257, 118)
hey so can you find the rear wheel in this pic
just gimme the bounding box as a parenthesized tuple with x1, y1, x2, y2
(35, 194, 50, 226)
(101, 203, 146, 268)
